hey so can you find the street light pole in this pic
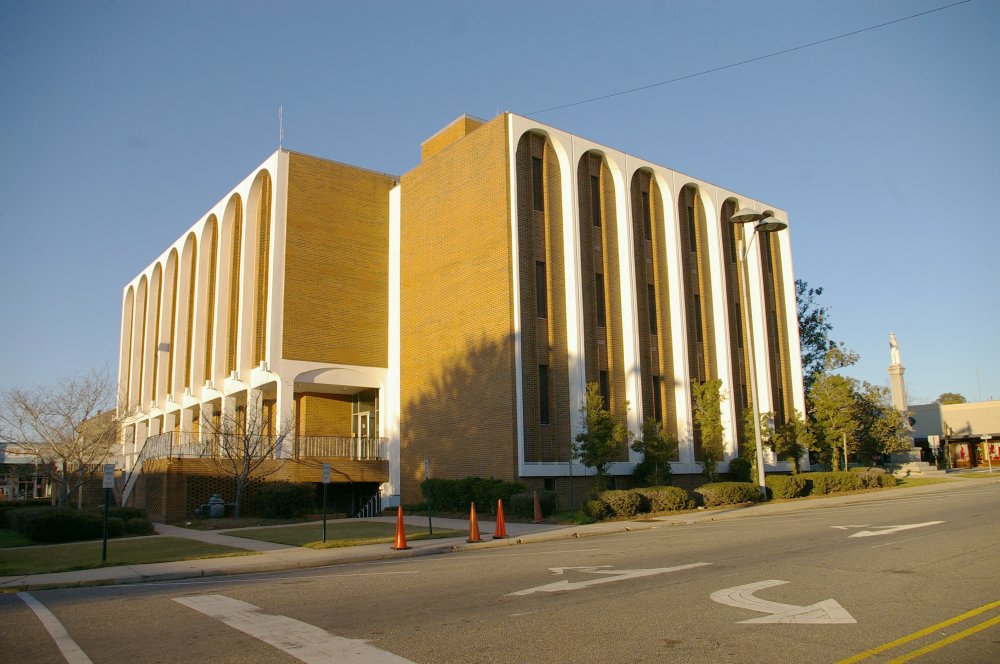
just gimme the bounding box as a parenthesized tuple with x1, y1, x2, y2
(730, 208, 788, 500)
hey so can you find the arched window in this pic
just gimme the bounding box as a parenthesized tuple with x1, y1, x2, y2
(202, 217, 218, 383)
(251, 172, 272, 367)
(720, 198, 749, 448)
(225, 196, 243, 376)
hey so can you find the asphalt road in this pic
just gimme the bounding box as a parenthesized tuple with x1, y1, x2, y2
(3, 482, 999, 663)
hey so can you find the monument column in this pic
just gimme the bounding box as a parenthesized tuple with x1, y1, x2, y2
(888, 332, 907, 413)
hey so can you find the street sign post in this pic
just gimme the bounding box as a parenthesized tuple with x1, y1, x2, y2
(981, 435, 994, 474)
(322, 463, 330, 543)
(101, 464, 114, 563)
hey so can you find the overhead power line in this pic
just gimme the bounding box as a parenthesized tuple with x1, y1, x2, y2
(528, 0, 973, 115)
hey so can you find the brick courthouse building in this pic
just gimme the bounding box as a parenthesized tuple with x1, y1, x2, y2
(117, 113, 804, 518)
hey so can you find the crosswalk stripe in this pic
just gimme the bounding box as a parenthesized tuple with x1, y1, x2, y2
(18, 592, 93, 664)
(174, 594, 413, 663)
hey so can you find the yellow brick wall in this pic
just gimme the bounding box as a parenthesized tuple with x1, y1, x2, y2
(420, 115, 486, 162)
(399, 114, 516, 503)
(296, 392, 353, 437)
(282, 153, 394, 366)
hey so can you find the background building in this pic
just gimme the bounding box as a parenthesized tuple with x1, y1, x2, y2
(117, 112, 804, 516)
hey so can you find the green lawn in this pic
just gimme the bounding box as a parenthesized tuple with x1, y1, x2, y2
(0, 530, 34, 548)
(227, 521, 464, 548)
(0, 536, 255, 576)
(894, 477, 954, 488)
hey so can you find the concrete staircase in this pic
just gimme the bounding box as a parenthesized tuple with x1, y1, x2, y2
(886, 460, 949, 478)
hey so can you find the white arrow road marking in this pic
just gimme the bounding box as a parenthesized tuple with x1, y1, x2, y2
(508, 562, 711, 596)
(18, 592, 93, 664)
(848, 521, 944, 538)
(710, 580, 856, 624)
(174, 594, 413, 663)
(830, 524, 872, 530)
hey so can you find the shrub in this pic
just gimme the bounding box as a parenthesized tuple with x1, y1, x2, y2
(851, 467, 886, 489)
(635, 486, 694, 512)
(124, 517, 155, 535)
(421, 477, 528, 513)
(509, 490, 558, 519)
(878, 473, 899, 487)
(257, 482, 316, 518)
(803, 471, 862, 495)
(0, 499, 51, 527)
(693, 482, 761, 507)
(728, 457, 753, 483)
(632, 456, 673, 487)
(765, 475, 808, 499)
(598, 490, 647, 518)
(582, 499, 609, 521)
(9, 507, 113, 543)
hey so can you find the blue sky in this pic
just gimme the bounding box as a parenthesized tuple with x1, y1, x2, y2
(1, 0, 997, 404)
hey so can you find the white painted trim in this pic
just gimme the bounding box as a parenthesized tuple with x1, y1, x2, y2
(386, 184, 402, 501)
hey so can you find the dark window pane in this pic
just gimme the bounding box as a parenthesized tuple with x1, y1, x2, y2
(694, 294, 703, 343)
(535, 261, 547, 318)
(532, 157, 544, 211)
(539, 364, 550, 424)
(647, 284, 657, 335)
(652, 375, 663, 423)
(591, 175, 601, 227)
(599, 370, 610, 411)
(595, 273, 606, 328)
(687, 204, 697, 252)
(641, 191, 651, 241)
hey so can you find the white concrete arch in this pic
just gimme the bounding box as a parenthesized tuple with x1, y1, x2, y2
(508, 123, 577, 473)
(144, 264, 162, 406)
(118, 286, 135, 408)
(129, 276, 148, 409)
(241, 168, 274, 378)
(158, 249, 179, 404)
(173, 233, 198, 397)
(192, 215, 219, 392)
(217, 193, 243, 380)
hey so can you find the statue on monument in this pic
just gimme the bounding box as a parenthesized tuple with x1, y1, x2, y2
(889, 332, 902, 367)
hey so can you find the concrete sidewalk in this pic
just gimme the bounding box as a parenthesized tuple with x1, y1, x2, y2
(2, 475, 995, 592)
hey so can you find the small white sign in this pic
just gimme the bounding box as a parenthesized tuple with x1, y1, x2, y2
(102, 464, 115, 489)
(322, 463, 330, 484)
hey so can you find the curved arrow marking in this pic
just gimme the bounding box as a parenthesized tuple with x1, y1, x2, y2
(848, 521, 944, 538)
(710, 580, 856, 624)
(509, 562, 711, 596)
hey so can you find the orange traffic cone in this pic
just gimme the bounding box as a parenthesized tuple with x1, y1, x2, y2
(493, 499, 508, 539)
(467, 502, 482, 543)
(532, 490, 544, 524)
(391, 505, 411, 550)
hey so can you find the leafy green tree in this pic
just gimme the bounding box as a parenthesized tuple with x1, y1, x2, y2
(936, 392, 966, 405)
(769, 411, 813, 473)
(855, 382, 911, 463)
(631, 418, 677, 486)
(738, 406, 763, 484)
(574, 382, 630, 492)
(691, 379, 724, 482)
(796, 279, 837, 390)
(808, 370, 858, 471)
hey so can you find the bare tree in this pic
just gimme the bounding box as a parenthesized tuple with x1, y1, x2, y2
(199, 399, 289, 519)
(0, 368, 124, 508)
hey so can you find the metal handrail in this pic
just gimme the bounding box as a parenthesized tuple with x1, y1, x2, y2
(295, 436, 386, 461)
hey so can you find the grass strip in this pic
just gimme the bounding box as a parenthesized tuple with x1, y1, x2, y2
(226, 521, 465, 548)
(0, 536, 255, 576)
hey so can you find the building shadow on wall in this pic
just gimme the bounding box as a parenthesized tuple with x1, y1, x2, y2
(400, 333, 520, 501)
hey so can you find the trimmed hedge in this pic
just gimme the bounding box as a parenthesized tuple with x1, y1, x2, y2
(257, 482, 316, 518)
(879, 473, 899, 488)
(8, 507, 123, 543)
(765, 475, 809, 499)
(421, 477, 528, 513)
(598, 490, 647, 518)
(635, 486, 694, 512)
(801, 471, 862, 495)
(693, 482, 762, 507)
(509, 490, 558, 519)
(0, 498, 52, 526)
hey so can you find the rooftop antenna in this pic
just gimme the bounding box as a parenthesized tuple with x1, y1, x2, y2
(278, 105, 284, 150)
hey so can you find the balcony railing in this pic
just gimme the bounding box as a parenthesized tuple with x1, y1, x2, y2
(129, 431, 386, 464)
